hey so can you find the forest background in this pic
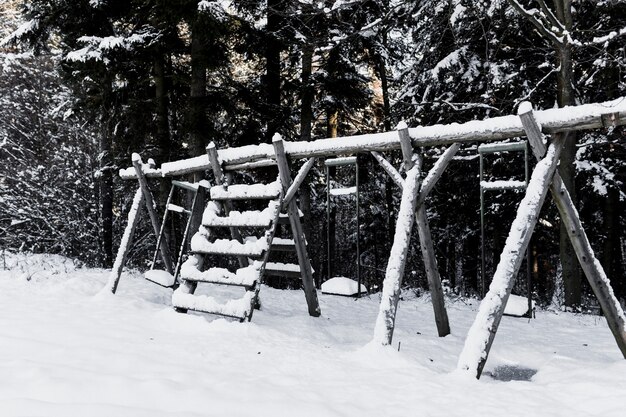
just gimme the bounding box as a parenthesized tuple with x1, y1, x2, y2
(0, 0, 624, 310)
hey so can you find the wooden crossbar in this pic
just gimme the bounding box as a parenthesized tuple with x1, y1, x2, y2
(119, 98, 626, 180)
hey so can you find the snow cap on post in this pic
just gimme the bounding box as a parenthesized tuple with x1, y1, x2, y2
(396, 121, 408, 131)
(518, 101, 533, 116)
(131, 152, 142, 163)
(272, 133, 283, 143)
(206, 141, 216, 151)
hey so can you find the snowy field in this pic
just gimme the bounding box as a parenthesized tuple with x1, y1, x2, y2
(1, 253, 625, 417)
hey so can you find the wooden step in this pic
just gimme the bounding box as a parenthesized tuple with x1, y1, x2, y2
(277, 210, 303, 225)
(172, 179, 210, 192)
(270, 237, 297, 252)
(265, 262, 304, 278)
(172, 289, 254, 320)
(180, 258, 261, 287)
(190, 234, 269, 257)
(210, 181, 281, 200)
(202, 201, 280, 228)
(167, 203, 191, 215)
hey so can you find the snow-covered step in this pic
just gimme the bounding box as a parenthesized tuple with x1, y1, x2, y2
(180, 258, 262, 287)
(167, 203, 191, 214)
(172, 289, 254, 320)
(277, 209, 303, 225)
(145, 269, 176, 287)
(480, 180, 526, 191)
(330, 186, 357, 196)
(270, 237, 298, 252)
(190, 234, 269, 257)
(210, 181, 281, 200)
(202, 201, 280, 228)
(265, 262, 306, 278)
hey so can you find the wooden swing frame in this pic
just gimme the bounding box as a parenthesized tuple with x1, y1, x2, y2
(106, 97, 626, 378)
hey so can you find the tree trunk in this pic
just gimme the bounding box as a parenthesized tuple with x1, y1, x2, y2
(99, 118, 113, 268)
(266, 0, 283, 140)
(189, 20, 208, 236)
(99, 77, 114, 268)
(555, 0, 581, 308)
(299, 41, 315, 285)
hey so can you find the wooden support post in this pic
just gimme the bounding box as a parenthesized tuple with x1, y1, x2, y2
(519, 102, 626, 358)
(373, 164, 421, 344)
(457, 138, 565, 378)
(372, 139, 458, 339)
(106, 187, 143, 294)
(206, 143, 249, 269)
(272, 134, 321, 317)
(132, 154, 173, 274)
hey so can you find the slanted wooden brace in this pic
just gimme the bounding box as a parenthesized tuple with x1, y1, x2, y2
(519, 103, 626, 358)
(457, 101, 626, 379)
(273, 134, 321, 317)
(373, 123, 454, 344)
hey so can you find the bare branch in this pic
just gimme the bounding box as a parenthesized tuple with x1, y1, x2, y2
(536, 0, 565, 31)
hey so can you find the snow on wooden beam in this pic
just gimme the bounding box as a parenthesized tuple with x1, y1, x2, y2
(373, 164, 422, 345)
(105, 187, 143, 294)
(519, 103, 626, 358)
(119, 98, 626, 179)
(457, 137, 565, 379)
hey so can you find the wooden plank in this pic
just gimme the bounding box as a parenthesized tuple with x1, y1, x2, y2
(273, 134, 321, 317)
(106, 187, 143, 294)
(283, 157, 317, 206)
(397, 122, 415, 170)
(120, 98, 626, 179)
(206, 142, 249, 269)
(415, 205, 450, 337)
(519, 103, 626, 358)
(132, 154, 173, 274)
(457, 137, 565, 379)
(398, 128, 450, 338)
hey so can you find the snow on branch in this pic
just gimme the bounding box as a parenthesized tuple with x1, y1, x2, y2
(65, 31, 159, 63)
(0, 19, 39, 47)
(505, 0, 566, 46)
(590, 26, 626, 46)
(197, 1, 228, 21)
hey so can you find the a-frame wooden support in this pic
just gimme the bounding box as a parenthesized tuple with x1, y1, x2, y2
(106, 155, 174, 294)
(457, 102, 626, 379)
(273, 134, 321, 317)
(373, 124, 456, 344)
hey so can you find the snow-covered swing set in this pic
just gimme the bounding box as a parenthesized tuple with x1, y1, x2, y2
(106, 97, 626, 379)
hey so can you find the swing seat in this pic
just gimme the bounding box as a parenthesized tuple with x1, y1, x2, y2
(145, 269, 176, 288)
(321, 277, 367, 297)
(504, 294, 535, 317)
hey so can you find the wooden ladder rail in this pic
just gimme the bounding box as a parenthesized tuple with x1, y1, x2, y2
(272, 134, 321, 317)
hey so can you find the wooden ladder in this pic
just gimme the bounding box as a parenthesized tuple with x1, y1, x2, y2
(171, 136, 321, 321)
(172, 177, 284, 321)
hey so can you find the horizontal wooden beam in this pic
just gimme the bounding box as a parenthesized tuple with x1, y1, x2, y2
(119, 98, 626, 179)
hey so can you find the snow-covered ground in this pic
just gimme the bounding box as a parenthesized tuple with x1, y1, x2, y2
(1, 253, 625, 417)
